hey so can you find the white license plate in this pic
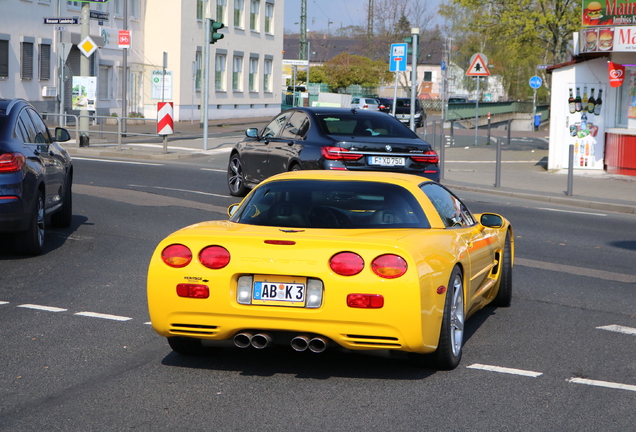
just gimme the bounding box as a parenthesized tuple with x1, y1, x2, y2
(369, 156, 405, 166)
(252, 275, 306, 307)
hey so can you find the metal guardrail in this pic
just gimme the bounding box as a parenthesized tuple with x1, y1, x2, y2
(43, 113, 160, 151)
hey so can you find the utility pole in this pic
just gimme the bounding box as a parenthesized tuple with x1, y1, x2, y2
(202, 0, 211, 150)
(122, 0, 128, 135)
(79, 2, 90, 136)
(299, 0, 307, 60)
(409, 28, 419, 132)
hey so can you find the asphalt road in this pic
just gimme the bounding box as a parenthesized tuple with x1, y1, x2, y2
(0, 154, 635, 431)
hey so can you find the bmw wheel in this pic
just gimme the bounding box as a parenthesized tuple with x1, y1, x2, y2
(15, 191, 45, 255)
(227, 153, 249, 197)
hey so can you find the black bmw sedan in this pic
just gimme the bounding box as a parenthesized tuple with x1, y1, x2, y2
(227, 107, 439, 196)
(0, 98, 73, 255)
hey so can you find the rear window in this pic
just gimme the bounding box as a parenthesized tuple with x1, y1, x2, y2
(315, 114, 416, 138)
(232, 180, 430, 229)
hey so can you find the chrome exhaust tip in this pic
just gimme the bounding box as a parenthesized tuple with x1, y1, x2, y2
(290, 335, 310, 352)
(251, 333, 272, 349)
(233, 332, 253, 348)
(308, 337, 328, 353)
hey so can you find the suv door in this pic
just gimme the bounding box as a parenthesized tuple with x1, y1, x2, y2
(266, 111, 310, 176)
(243, 111, 293, 183)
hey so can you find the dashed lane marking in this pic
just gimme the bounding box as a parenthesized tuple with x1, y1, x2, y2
(467, 363, 543, 377)
(17, 304, 67, 312)
(567, 378, 636, 392)
(128, 184, 231, 199)
(516, 258, 636, 284)
(0, 301, 9, 305)
(72, 157, 164, 166)
(597, 325, 636, 336)
(75, 311, 132, 321)
(538, 207, 607, 216)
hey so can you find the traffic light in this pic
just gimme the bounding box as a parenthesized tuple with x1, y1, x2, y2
(404, 36, 413, 55)
(210, 20, 225, 44)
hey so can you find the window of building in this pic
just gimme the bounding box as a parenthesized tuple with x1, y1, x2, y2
(234, 0, 244, 28)
(0, 38, 9, 79)
(265, 3, 273, 33)
(197, 0, 203, 20)
(233, 56, 243, 91)
(250, 0, 259, 31)
(66, 1, 80, 9)
(131, 0, 139, 19)
(20, 41, 34, 80)
(195, 51, 202, 92)
(249, 57, 258, 92)
(215, 54, 226, 90)
(263, 59, 272, 92)
(114, 0, 121, 16)
(38, 43, 51, 81)
(99, 65, 110, 100)
(423, 71, 432, 81)
(217, 0, 227, 21)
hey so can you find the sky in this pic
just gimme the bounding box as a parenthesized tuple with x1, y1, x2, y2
(283, 0, 443, 33)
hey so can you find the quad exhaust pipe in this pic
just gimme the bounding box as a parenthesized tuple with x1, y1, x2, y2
(235, 332, 329, 353)
(291, 335, 329, 353)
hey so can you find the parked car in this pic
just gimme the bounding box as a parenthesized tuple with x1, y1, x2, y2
(0, 98, 73, 255)
(226, 107, 440, 196)
(377, 97, 393, 113)
(148, 170, 514, 370)
(392, 98, 426, 128)
(350, 97, 381, 110)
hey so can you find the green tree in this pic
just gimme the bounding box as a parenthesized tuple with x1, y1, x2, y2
(323, 53, 393, 91)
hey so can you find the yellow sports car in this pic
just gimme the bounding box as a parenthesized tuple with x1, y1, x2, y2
(147, 171, 513, 370)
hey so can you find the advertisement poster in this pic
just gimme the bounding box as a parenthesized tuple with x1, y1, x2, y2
(71, 76, 96, 111)
(628, 71, 636, 118)
(151, 70, 173, 100)
(582, 0, 636, 26)
(565, 83, 605, 169)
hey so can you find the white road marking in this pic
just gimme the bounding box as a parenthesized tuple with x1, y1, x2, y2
(144, 321, 152, 325)
(0, 301, 9, 305)
(75, 312, 132, 321)
(538, 207, 607, 216)
(596, 325, 636, 336)
(73, 157, 164, 166)
(467, 363, 543, 377)
(18, 304, 67, 312)
(128, 184, 232, 198)
(516, 258, 636, 283)
(567, 378, 636, 392)
(201, 168, 227, 173)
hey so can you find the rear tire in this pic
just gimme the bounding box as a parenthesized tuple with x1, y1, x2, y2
(227, 153, 249, 197)
(167, 337, 205, 356)
(493, 232, 513, 307)
(15, 191, 45, 256)
(430, 266, 465, 370)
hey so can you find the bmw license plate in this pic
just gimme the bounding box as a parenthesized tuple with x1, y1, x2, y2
(252, 275, 306, 307)
(369, 156, 405, 166)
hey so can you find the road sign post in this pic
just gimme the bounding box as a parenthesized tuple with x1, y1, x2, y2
(466, 53, 491, 146)
(389, 43, 408, 117)
(529, 75, 543, 131)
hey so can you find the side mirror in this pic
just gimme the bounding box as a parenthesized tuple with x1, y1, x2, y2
(480, 213, 504, 228)
(55, 127, 71, 142)
(228, 203, 240, 218)
(245, 128, 259, 139)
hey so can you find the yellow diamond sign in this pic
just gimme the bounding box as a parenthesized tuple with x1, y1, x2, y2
(78, 36, 98, 58)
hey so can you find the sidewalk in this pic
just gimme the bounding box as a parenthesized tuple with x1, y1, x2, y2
(63, 118, 636, 215)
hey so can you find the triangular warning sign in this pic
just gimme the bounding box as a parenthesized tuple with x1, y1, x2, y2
(466, 54, 490, 76)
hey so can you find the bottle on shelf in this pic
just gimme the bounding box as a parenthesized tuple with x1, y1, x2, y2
(575, 87, 582, 112)
(587, 88, 596, 113)
(594, 89, 603, 115)
(581, 112, 588, 130)
(583, 86, 588, 104)
(568, 88, 576, 114)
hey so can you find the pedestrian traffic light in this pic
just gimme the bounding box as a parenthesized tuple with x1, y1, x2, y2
(210, 20, 225, 44)
(404, 36, 413, 55)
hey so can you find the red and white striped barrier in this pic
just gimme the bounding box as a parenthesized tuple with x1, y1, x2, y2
(157, 102, 174, 135)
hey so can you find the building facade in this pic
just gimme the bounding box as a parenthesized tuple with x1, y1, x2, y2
(0, 0, 283, 121)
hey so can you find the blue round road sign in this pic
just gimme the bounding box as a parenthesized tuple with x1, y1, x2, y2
(529, 76, 542, 89)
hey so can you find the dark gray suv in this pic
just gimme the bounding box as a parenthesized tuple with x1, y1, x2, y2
(0, 99, 73, 255)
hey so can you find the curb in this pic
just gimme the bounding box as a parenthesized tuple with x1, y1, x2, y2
(445, 183, 636, 215)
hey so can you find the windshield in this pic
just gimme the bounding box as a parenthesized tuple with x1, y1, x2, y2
(315, 114, 416, 138)
(232, 180, 430, 229)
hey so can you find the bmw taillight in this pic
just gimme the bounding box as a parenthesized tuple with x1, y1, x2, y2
(0, 153, 26, 173)
(199, 245, 231, 269)
(329, 252, 364, 276)
(321, 147, 364, 161)
(371, 254, 407, 279)
(410, 150, 439, 164)
(162, 244, 192, 268)
(347, 294, 384, 308)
